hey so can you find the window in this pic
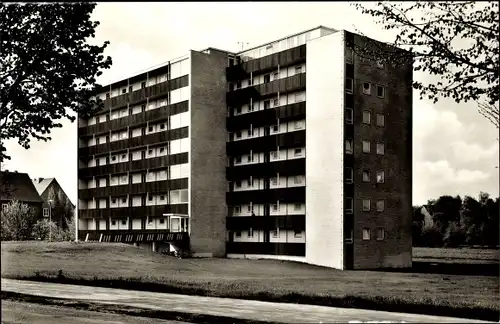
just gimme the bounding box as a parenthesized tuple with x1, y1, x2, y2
(112, 220, 116, 226)
(235, 231, 241, 238)
(247, 178, 254, 187)
(159, 147, 165, 153)
(294, 204, 301, 211)
(264, 100, 271, 110)
(363, 228, 371, 240)
(271, 177, 278, 185)
(141, 82, 146, 89)
(376, 199, 385, 212)
(148, 149, 153, 155)
(377, 142, 385, 155)
(271, 151, 278, 159)
(345, 167, 353, 184)
(294, 120, 302, 130)
(362, 140, 371, 153)
(272, 229, 279, 238)
(235, 156, 242, 163)
(376, 228, 385, 240)
(346, 78, 354, 93)
(377, 171, 385, 183)
(234, 206, 241, 214)
(235, 180, 241, 188)
(148, 126, 154, 132)
(345, 108, 353, 124)
(363, 199, 371, 211)
(376, 114, 385, 127)
(121, 175, 127, 182)
(272, 204, 279, 211)
(363, 82, 371, 95)
(247, 204, 253, 212)
(160, 218, 165, 224)
(141, 104, 146, 112)
(345, 230, 354, 243)
(248, 228, 254, 238)
(248, 78, 253, 86)
(106, 93, 110, 99)
(273, 72, 278, 80)
(122, 198, 127, 203)
(248, 104, 254, 112)
(264, 74, 271, 83)
(122, 88, 127, 94)
(160, 123, 165, 130)
(160, 195, 165, 201)
(294, 229, 302, 238)
(235, 131, 242, 139)
(345, 198, 353, 214)
(363, 111, 371, 124)
(129, 86, 133, 93)
(362, 170, 371, 182)
(272, 124, 279, 132)
(112, 198, 117, 204)
(294, 148, 302, 156)
(121, 154, 126, 159)
(121, 219, 127, 225)
(247, 154, 253, 162)
(293, 176, 302, 184)
(345, 139, 353, 154)
(295, 65, 302, 73)
(377, 85, 385, 98)
(247, 128, 254, 137)
(148, 218, 153, 224)
(112, 155, 117, 161)
(43, 208, 49, 217)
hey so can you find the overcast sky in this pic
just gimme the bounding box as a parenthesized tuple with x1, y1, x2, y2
(3, 2, 499, 205)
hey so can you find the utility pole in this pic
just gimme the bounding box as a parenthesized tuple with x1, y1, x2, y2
(48, 199, 53, 242)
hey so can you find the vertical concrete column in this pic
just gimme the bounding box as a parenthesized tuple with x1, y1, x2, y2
(152, 241, 157, 252)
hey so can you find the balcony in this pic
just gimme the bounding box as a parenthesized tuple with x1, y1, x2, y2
(79, 101, 188, 138)
(78, 204, 189, 219)
(78, 126, 188, 156)
(226, 214, 305, 231)
(226, 73, 306, 107)
(226, 242, 305, 256)
(78, 229, 189, 246)
(226, 130, 305, 156)
(78, 178, 188, 200)
(78, 153, 188, 178)
(227, 101, 305, 132)
(226, 187, 305, 205)
(226, 158, 305, 181)
(226, 45, 306, 82)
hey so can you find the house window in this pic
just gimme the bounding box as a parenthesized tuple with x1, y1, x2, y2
(294, 148, 302, 156)
(362, 140, 371, 153)
(121, 219, 127, 225)
(247, 204, 253, 212)
(362, 170, 371, 182)
(235, 131, 242, 139)
(248, 78, 253, 86)
(345, 108, 353, 124)
(121, 154, 126, 160)
(273, 72, 278, 80)
(294, 204, 301, 211)
(235, 156, 242, 163)
(272, 124, 279, 132)
(160, 123, 165, 130)
(346, 78, 354, 93)
(112, 220, 116, 226)
(377, 171, 385, 183)
(247, 178, 254, 187)
(235, 181, 241, 188)
(248, 104, 254, 112)
(345, 139, 353, 154)
(148, 218, 153, 224)
(106, 93, 110, 99)
(345, 198, 353, 214)
(235, 231, 241, 238)
(160, 218, 165, 224)
(363, 199, 371, 211)
(295, 65, 302, 74)
(272, 228, 279, 238)
(294, 229, 302, 238)
(129, 86, 133, 93)
(376, 114, 385, 127)
(121, 175, 127, 182)
(345, 167, 353, 184)
(271, 178, 278, 185)
(363, 228, 371, 240)
(363, 111, 371, 124)
(122, 198, 127, 203)
(111, 156, 117, 161)
(345, 230, 354, 243)
(272, 204, 279, 211)
(363, 82, 371, 95)
(247, 128, 254, 137)
(43, 208, 49, 217)
(141, 82, 146, 89)
(376, 228, 385, 240)
(160, 195, 165, 201)
(377, 85, 385, 98)
(247, 154, 254, 162)
(112, 198, 117, 204)
(148, 149, 153, 155)
(377, 142, 385, 155)
(159, 147, 165, 153)
(294, 120, 302, 129)
(273, 98, 279, 106)
(376, 199, 385, 212)
(248, 228, 254, 238)
(234, 206, 241, 214)
(148, 126, 154, 132)
(141, 104, 146, 112)
(264, 74, 271, 83)
(148, 195, 153, 201)
(271, 151, 278, 159)
(264, 100, 271, 110)
(122, 88, 127, 94)
(235, 106, 241, 114)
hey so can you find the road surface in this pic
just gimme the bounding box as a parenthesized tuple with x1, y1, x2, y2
(1, 278, 494, 323)
(1, 300, 188, 324)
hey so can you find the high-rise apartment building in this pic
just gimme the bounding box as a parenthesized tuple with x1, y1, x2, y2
(77, 26, 413, 269)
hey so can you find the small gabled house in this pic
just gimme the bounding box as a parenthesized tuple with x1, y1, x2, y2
(1, 171, 43, 219)
(33, 177, 75, 229)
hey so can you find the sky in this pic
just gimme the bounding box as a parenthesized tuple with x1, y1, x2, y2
(3, 2, 499, 206)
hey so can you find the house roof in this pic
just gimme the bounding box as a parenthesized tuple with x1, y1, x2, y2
(0, 171, 43, 203)
(33, 177, 55, 196)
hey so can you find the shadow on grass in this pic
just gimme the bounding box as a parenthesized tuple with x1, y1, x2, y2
(5, 274, 499, 322)
(377, 261, 500, 277)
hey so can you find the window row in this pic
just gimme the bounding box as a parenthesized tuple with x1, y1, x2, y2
(344, 198, 385, 213)
(84, 190, 188, 209)
(86, 138, 190, 167)
(228, 64, 306, 91)
(232, 175, 305, 191)
(343, 168, 385, 184)
(232, 147, 305, 166)
(362, 227, 386, 241)
(345, 109, 385, 127)
(84, 164, 190, 189)
(232, 202, 305, 215)
(345, 140, 385, 155)
(345, 79, 386, 98)
(231, 119, 305, 142)
(233, 228, 304, 239)
(232, 91, 306, 116)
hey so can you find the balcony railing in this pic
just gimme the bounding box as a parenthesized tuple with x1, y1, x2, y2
(78, 204, 188, 219)
(226, 130, 305, 156)
(226, 242, 305, 256)
(226, 214, 305, 231)
(226, 158, 305, 181)
(78, 229, 189, 245)
(226, 187, 305, 205)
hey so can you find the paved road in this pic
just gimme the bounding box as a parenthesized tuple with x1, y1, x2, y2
(1, 278, 493, 323)
(1, 300, 188, 324)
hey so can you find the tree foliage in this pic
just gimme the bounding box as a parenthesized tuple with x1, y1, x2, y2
(0, 3, 112, 162)
(1, 200, 37, 241)
(351, 1, 499, 127)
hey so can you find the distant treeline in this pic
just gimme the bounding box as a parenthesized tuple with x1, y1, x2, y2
(413, 192, 499, 248)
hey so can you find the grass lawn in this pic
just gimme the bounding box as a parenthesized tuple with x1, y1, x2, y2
(413, 247, 499, 263)
(1, 241, 499, 321)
